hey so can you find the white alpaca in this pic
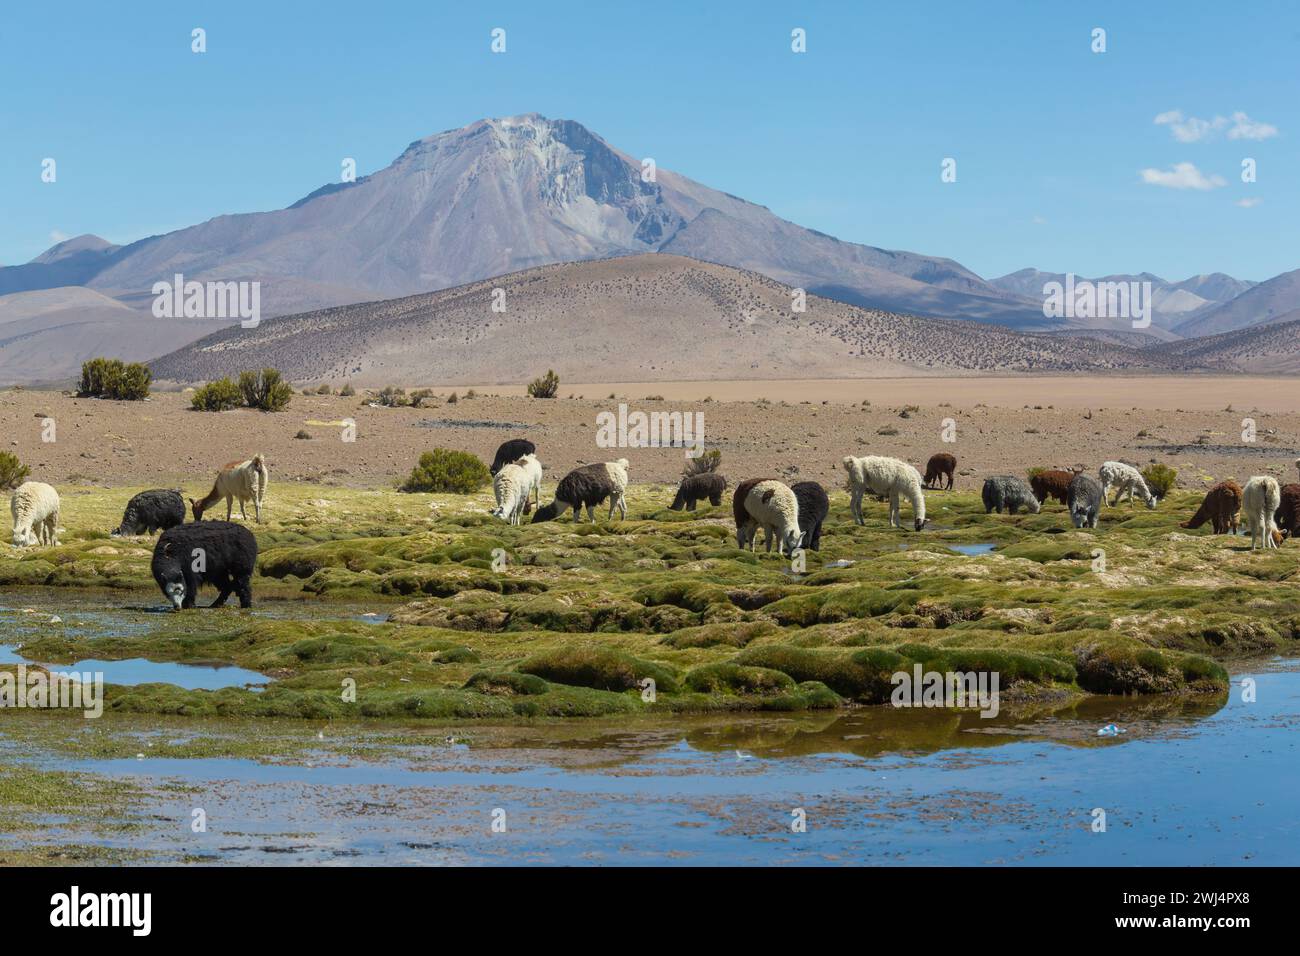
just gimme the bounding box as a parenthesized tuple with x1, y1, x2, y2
(491, 462, 531, 524)
(1099, 461, 1157, 509)
(191, 455, 269, 522)
(515, 453, 543, 514)
(841, 455, 927, 530)
(10, 481, 60, 547)
(604, 458, 630, 521)
(735, 480, 802, 555)
(1242, 476, 1282, 550)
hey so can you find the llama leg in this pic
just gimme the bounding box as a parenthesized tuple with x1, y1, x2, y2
(890, 492, 900, 528)
(236, 574, 253, 608)
(254, 496, 262, 523)
(210, 576, 233, 608)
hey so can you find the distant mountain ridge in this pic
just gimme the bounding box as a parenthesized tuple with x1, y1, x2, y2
(989, 269, 1258, 333)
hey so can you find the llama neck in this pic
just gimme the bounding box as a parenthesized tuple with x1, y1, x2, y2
(197, 482, 223, 509)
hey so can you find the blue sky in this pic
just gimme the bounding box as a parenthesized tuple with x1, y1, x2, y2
(2, 0, 1296, 281)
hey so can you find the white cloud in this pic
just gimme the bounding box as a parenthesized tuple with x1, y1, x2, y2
(1031, 215, 1048, 225)
(48, 229, 69, 243)
(1154, 109, 1278, 143)
(1227, 111, 1278, 141)
(1235, 197, 1262, 208)
(1139, 162, 1226, 190)
(1155, 110, 1218, 143)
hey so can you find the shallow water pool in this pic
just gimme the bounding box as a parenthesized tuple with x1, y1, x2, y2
(3, 658, 1294, 866)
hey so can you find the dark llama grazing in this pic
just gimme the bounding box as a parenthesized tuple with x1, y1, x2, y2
(111, 489, 186, 536)
(1181, 480, 1243, 535)
(923, 453, 956, 490)
(151, 521, 257, 610)
(1029, 469, 1075, 507)
(1275, 483, 1300, 538)
(670, 472, 727, 511)
(490, 439, 536, 476)
(1068, 473, 1103, 529)
(791, 481, 829, 550)
(982, 475, 1041, 515)
(532, 463, 617, 522)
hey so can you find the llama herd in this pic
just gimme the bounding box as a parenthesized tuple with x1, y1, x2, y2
(8, 456, 269, 609)
(8, 437, 1299, 610)
(503, 441, 1300, 557)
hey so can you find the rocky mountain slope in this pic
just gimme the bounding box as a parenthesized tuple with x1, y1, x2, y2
(151, 254, 1232, 385)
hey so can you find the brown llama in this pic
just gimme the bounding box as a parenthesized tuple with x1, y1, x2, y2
(1275, 483, 1300, 539)
(1029, 469, 1075, 507)
(1181, 480, 1242, 535)
(923, 453, 956, 490)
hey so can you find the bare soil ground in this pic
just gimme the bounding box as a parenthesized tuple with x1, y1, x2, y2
(2, 378, 1297, 494)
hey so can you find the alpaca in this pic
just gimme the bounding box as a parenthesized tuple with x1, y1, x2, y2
(732, 478, 802, 554)
(1276, 483, 1300, 539)
(982, 476, 1041, 515)
(513, 453, 543, 514)
(112, 489, 186, 536)
(9, 481, 60, 547)
(791, 481, 829, 551)
(1242, 476, 1282, 550)
(1181, 480, 1242, 535)
(152, 521, 257, 609)
(670, 472, 727, 511)
(532, 459, 628, 523)
(490, 462, 531, 525)
(191, 456, 269, 522)
(1099, 461, 1158, 509)
(923, 453, 956, 490)
(841, 455, 927, 531)
(1029, 469, 1075, 507)
(490, 439, 536, 476)
(1068, 473, 1103, 528)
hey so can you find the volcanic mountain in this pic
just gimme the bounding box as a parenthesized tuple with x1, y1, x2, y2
(3, 114, 1053, 327)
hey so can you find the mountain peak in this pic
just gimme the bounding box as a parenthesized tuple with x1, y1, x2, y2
(30, 234, 117, 265)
